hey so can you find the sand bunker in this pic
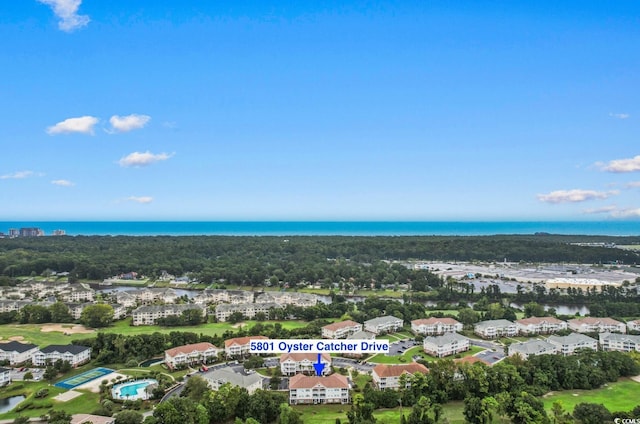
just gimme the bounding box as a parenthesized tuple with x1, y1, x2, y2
(41, 324, 95, 334)
(8, 336, 24, 341)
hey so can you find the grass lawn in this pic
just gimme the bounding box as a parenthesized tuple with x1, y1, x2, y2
(0, 380, 100, 420)
(369, 345, 485, 364)
(426, 309, 460, 317)
(542, 378, 640, 413)
(0, 319, 317, 347)
(292, 402, 466, 424)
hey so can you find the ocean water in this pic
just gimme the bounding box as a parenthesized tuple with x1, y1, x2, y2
(0, 221, 639, 236)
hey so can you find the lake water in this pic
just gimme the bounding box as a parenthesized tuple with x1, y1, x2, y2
(0, 395, 26, 413)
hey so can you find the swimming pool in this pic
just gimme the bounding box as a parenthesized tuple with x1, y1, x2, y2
(111, 379, 158, 400)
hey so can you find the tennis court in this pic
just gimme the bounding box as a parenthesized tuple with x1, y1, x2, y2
(54, 367, 114, 389)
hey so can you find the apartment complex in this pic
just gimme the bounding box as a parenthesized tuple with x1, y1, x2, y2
(215, 302, 283, 322)
(411, 317, 462, 335)
(423, 333, 470, 358)
(32, 345, 91, 367)
(289, 374, 350, 405)
(599, 333, 640, 352)
(474, 319, 517, 338)
(568, 317, 626, 334)
(224, 336, 268, 357)
(0, 341, 39, 365)
(547, 333, 598, 356)
(321, 320, 363, 339)
(515, 317, 568, 335)
(280, 353, 331, 376)
(364, 316, 403, 335)
(164, 342, 221, 370)
(131, 304, 206, 326)
(508, 340, 558, 359)
(371, 363, 429, 390)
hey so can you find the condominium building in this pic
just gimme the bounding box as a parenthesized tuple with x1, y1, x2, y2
(255, 292, 318, 307)
(599, 333, 640, 352)
(411, 317, 463, 335)
(32, 345, 91, 367)
(131, 304, 206, 326)
(193, 289, 255, 305)
(423, 333, 470, 358)
(547, 333, 598, 356)
(508, 340, 558, 359)
(165, 342, 221, 370)
(321, 320, 363, 339)
(371, 363, 429, 390)
(627, 319, 640, 332)
(364, 316, 403, 335)
(289, 373, 350, 405)
(0, 367, 10, 387)
(215, 302, 283, 322)
(224, 336, 269, 357)
(0, 341, 39, 365)
(202, 367, 263, 395)
(280, 353, 331, 376)
(474, 319, 517, 338)
(568, 317, 626, 334)
(515, 317, 568, 335)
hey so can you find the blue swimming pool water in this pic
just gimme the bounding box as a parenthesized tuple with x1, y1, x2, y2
(112, 379, 158, 400)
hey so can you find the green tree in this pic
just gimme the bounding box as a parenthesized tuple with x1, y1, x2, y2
(180, 376, 210, 403)
(115, 411, 144, 424)
(50, 302, 73, 323)
(278, 403, 302, 424)
(572, 403, 612, 424)
(80, 304, 114, 328)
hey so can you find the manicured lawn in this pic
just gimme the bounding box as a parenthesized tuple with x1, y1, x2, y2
(0, 380, 101, 420)
(292, 402, 466, 424)
(426, 309, 460, 317)
(542, 378, 640, 413)
(0, 319, 317, 347)
(369, 345, 485, 364)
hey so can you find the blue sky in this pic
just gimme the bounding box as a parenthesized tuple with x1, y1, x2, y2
(1, 0, 639, 220)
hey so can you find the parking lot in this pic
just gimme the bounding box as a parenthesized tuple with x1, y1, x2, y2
(474, 349, 505, 365)
(387, 339, 419, 356)
(10, 368, 45, 381)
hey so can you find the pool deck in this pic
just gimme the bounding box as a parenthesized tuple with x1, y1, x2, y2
(74, 372, 129, 393)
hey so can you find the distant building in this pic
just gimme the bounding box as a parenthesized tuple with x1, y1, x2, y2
(364, 316, 403, 335)
(52, 230, 66, 236)
(255, 292, 318, 307)
(280, 353, 331, 376)
(0, 368, 10, 387)
(627, 320, 640, 332)
(224, 336, 268, 357)
(515, 317, 568, 335)
(423, 333, 470, 357)
(599, 333, 640, 352)
(215, 302, 283, 322)
(568, 317, 626, 334)
(508, 340, 558, 359)
(371, 363, 429, 390)
(70, 414, 115, 424)
(32, 345, 91, 367)
(202, 367, 263, 395)
(131, 304, 206, 326)
(289, 373, 350, 405)
(474, 319, 517, 339)
(547, 333, 597, 356)
(411, 317, 463, 335)
(321, 320, 363, 339)
(19, 227, 44, 237)
(165, 342, 221, 370)
(0, 341, 39, 365)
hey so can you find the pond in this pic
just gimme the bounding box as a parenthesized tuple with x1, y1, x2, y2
(0, 395, 26, 414)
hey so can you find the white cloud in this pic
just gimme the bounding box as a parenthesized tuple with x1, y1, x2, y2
(537, 189, 618, 204)
(47, 116, 99, 135)
(609, 113, 630, 119)
(600, 155, 640, 173)
(51, 179, 75, 187)
(625, 181, 640, 188)
(126, 196, 153, 204)
(583, 205, 618, 214)
(611, 208, 640, 218)
(118, 151, 174, 167)
(38, 0, 90, 32)
(1, 170, 36, 180)
(109, 114, 151, 133)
